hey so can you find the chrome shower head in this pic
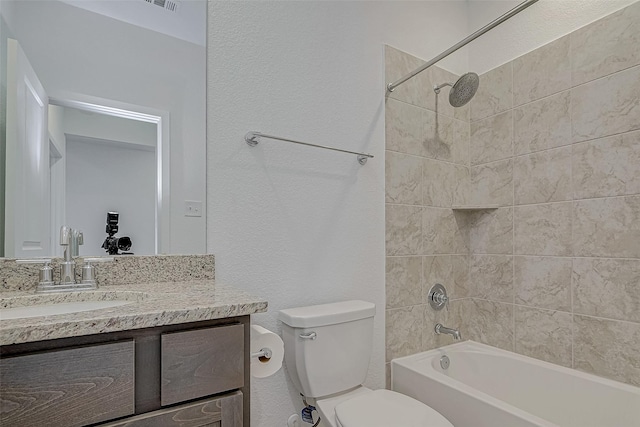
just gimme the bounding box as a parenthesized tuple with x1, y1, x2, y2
(434, 72, 480, 107)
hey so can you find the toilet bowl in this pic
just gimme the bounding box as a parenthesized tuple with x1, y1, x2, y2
(316, 386, 453, 427)
(279, 300, 453, 427)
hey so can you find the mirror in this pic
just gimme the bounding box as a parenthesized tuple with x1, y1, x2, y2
(1, 0, 207, 258)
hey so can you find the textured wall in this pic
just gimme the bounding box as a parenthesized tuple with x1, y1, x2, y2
(463, 1, 640, 387)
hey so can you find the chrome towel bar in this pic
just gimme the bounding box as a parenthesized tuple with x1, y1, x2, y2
(244, 131, 374, 165)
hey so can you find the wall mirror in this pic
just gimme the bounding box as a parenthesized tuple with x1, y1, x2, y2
(1, 0, 207, 258)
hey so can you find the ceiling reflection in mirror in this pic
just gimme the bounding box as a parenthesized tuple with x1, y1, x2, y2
(1, 0, 207, 258)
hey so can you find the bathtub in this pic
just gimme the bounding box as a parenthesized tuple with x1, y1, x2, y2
(391, 341, 640, 427)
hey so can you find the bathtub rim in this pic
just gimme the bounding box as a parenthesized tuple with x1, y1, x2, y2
(391, 340, 640, 427)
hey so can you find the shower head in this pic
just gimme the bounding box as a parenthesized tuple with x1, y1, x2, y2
(434, 72, 480, 107)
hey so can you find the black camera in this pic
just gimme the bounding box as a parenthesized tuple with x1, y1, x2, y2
(101, 212, 133, 255)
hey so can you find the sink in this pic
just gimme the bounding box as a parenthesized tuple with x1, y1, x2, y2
(0, 291, 148, 320)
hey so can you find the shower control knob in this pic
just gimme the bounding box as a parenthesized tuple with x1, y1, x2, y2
(428, 284, 449, 311)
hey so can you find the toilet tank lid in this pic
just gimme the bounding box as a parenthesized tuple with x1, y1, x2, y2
(279, 300, 375, 328)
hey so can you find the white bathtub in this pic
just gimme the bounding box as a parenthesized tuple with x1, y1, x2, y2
(391, 341, 640, 427)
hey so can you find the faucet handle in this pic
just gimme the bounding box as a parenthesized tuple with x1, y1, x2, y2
(428, 284, 449, 311)
(80, 257, 114, 285)
(16, 259, 54, 287)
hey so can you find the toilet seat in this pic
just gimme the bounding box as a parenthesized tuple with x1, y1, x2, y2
(334, 389, 453, 427)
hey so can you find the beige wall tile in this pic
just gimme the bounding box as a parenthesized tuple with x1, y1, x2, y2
(471, 111, 513, 166)
(423, 208, 469, 255)
(469, 208, 513, 254)
(514, 91, 571, 155)
(573, 258, 640, 323)
(572, 65, 640, 143)
(514, 203, 572, 256)
(573, 131, 640, 199)
(571, 1, 640, 86)
(514, 256, 572, 311)
(385, 45, 425, 108)
(453, 165, 470, 207)
(385, 151, 422, 205)
(424, 110, 456, 162)
(574, 315, 640, 387)
(453, 119, 470, 166)
(514, 147, 572, 205)
(470, 62, 513, 122)
(471, 255, 513, 303)
(423, 159, 454, 207)
(385, 98, 423, 155)
(386, 306, 423, 362)
(386, 256, 422, 309)
(515, 307, 572, 368)
(424, 255, 470, 301)
(470, 159, 513, 207)
(386, 204, 422, 256)
(573, 196, 640, 258)
(465, 299, 514, 351)
(513, 35, 571, 106)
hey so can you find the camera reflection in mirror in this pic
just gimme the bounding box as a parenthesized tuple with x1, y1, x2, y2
(102, 212, 133, 256)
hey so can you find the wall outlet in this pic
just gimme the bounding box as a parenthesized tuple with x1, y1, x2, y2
(184, 200, 202, 217)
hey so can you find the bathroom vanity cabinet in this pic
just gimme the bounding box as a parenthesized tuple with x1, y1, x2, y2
(0, 317, 249, 427)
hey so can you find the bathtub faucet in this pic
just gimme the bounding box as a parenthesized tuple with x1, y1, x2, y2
(435, 323, 461, 340)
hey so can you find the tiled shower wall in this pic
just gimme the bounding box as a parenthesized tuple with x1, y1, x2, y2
(384, 46, 471, 384)
(385, 1, 640, 388)
(465, 2, 640, 387)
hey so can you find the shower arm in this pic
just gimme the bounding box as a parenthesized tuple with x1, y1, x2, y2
(433, 82, 452, 94)
(386, 0, 539, 92)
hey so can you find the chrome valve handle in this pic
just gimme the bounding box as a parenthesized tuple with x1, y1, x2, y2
(428, 283, 449, 311)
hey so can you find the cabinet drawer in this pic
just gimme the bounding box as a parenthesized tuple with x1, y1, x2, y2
(101, 391, 243, 427)
(0, 340, 135, 427)
(161, 324, 244, 406)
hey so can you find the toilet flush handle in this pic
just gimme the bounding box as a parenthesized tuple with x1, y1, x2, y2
(299, 332, 317, 340)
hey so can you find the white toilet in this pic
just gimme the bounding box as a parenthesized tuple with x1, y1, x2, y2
(279, 300, 453, 427)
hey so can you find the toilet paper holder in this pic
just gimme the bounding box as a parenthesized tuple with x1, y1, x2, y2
(251, 347, 273, 361)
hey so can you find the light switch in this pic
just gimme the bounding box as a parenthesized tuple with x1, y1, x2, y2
(184, 200, 203, 217)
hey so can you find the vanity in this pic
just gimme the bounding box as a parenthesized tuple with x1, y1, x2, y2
(0, 267, 267, 427)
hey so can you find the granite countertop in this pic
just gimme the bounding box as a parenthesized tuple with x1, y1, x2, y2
(0, 280, 267, 346)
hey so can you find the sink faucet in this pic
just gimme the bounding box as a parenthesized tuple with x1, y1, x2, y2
(435, 323, 461, 340)
(59, 226, 76, 285)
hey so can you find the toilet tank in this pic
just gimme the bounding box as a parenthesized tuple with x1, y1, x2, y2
(279, 300, 376, 398)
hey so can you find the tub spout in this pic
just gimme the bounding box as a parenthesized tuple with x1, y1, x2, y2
(435, 323, 461, 340)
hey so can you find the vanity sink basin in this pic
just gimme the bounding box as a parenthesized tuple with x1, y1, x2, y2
(0, 291, 148, 320)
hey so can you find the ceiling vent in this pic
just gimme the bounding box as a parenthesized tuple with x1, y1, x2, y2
(143, 0, 180, 13)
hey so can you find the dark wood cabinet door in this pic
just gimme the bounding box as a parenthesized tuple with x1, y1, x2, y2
(161, 324, 244, 406)
(0, 340, 135, 427)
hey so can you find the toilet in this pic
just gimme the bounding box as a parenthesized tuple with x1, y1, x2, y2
(279, 300, 453, 427)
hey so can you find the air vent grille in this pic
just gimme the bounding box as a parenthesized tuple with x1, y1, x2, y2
(143, 0, 180, 13)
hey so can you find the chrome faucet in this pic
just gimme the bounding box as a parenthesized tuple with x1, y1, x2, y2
(59, 226, 76, 285)
(435, 323, 461, 340)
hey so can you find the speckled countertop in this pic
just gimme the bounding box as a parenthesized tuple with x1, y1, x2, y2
(0, 280, 267, 346)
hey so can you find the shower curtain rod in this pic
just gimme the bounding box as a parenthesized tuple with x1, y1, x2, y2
(387, 0, 540, 93)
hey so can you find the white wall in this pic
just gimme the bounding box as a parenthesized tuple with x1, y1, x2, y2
(66, 138, 156, 256)
(2, 0, 206, 254)
(207, 2, 469, 426)
(468, 0, 639, 73)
